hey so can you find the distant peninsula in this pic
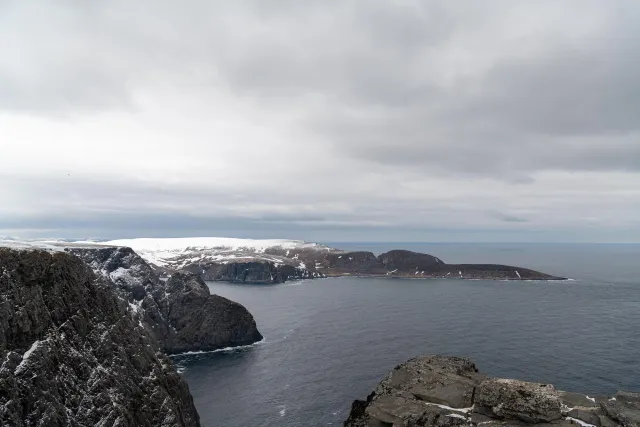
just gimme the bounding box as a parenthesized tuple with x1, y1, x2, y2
(75, 237, 567, 283)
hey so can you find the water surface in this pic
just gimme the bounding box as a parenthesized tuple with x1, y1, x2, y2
(175, 243, 640, 427)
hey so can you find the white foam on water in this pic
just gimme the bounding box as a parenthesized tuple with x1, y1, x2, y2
(168, 338, 265, 357)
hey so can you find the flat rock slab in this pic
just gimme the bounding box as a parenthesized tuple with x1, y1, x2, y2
(377, 355, 480, 409)
(560, 391, 600, 409)
(365, 395, 469, 427)
(601, 392, 640, 427)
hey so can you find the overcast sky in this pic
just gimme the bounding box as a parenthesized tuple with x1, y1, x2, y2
(1, 1, 639, 242)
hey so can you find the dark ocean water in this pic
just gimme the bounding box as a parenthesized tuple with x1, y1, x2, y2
(174, 243, 640, 427)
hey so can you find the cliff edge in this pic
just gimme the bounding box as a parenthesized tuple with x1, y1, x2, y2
(0, 248, 201, 427)
(67, 246, 263, 354)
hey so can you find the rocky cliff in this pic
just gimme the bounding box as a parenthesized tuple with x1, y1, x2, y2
(344, 355, 637, 427)
(0, 248, 201, 427)
(181, 259, 322, 284)
(67, 246, 263, 353)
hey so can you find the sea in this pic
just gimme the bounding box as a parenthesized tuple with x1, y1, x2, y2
(172, 243, 640, 427)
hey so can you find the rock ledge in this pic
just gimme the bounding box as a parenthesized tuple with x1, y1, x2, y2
(345, 355, 638, 427)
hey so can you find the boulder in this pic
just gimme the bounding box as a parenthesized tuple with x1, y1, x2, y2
(164, 272, 263, 353)
(474, 379, 562, 423)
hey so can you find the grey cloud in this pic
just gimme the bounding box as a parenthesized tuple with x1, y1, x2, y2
(472, 44, 640, 136)
(215, 2, 640, 177)
(1, 1, 639, 242)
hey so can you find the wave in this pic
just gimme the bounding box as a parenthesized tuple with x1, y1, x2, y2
(169, 338, 266, 357)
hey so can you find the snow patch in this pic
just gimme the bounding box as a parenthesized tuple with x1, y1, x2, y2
(425, 403, 473, 413)
(128, 301, 140, 314)
(16, 340, 42, 373)
(447, 413, 467, 420)
(566, 417, 596, 427)
(97, 237, 323, 253)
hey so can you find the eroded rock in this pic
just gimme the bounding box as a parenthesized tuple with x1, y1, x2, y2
(474, 379, 562, 423)
(68, 246, 263, 354)
(0, 248, 200, 427)
(344, 355, 629, 427)
(601, 392, 640, 427)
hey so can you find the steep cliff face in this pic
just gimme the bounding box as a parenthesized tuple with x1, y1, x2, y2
(163, 272, 262, 353)
(67, 246, 263, 354)
(208, 260, 321, 284)
(344, 355, 637, 427)
(0, 248, 200, 427)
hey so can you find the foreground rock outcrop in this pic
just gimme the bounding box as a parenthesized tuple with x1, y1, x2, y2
(0, 248, 200, 426)
(345, 355, 637, 427)
(67, 246, 263, 353)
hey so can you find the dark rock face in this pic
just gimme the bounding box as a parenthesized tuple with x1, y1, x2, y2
(344, 355, 635, 427)
(213, 261, 281, 284)
(68, 246, 263, 354)
(181, 259, 323, 284)
(0, 248, 200, 427)
(163, 272, 262, 353)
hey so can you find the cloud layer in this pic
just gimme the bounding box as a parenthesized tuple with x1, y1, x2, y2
(1, 0, 639, 241)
